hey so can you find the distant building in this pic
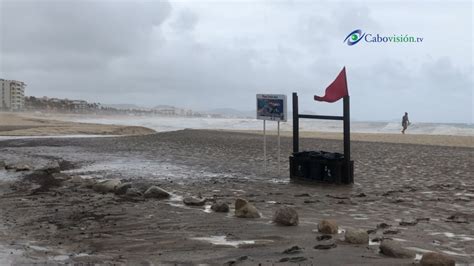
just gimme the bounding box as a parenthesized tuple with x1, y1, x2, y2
(71, 100, 88, 111)
(0, 79, 26, 111)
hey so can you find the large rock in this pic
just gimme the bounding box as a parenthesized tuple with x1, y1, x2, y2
(235, 198, 260, 218)
(6, 162, 32, 171)
(399, 218, 418, 226)
(211, 201, 229, 212)
(0, 161, 5, 169)
(92, 179, 121, 193)
(115, 183, 132, 195)
(344, 228, 369, 244)
(51, 173, 71, 182)
(273, 206, 299, 226)
(420, 252, 455, 266)
(379, 240, 416, 258)
(144, 186, 170, 199)
(38, 161, 61, 174)
(183, 197, 206, 206)
(317, 219, 338, 234)
(125, 188, 143, 198)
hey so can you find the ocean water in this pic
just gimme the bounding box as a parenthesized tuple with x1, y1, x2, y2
(65, 116, 474, 136)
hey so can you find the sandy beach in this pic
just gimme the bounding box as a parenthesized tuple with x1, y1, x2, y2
(0, 127, 473, 265)
(228, 130, 474, 148)
(0, 113, 155, 136)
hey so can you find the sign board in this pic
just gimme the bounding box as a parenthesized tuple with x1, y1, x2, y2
(256, 94, 287, 122)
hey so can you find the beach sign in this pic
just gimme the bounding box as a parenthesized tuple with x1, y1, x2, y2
(256, 94, 287, 122)
(256, 94, 287, 175)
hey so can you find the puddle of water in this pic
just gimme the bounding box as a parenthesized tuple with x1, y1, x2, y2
(350, 213, 369, 220)
(0, 244, 23, 265)
(429, 232, 474, 241)
(49, 255, 70, 261)
(441, 250, 471, 257)
(166, 194, 190, 209)
(455, 193, 474, 197)
(0, 135, 119, 141)
(269, 178, 289, 184)
(203, 205, 212, 213)
(406, 247, 433, 253)
(414, 254, 422, 263)
(191, 236, 255, 247)
(369, 239, 380, 246)
(28, 245, 49, 251)
(392, 238, 408, 242)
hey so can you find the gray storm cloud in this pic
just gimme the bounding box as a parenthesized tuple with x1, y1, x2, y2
(0, 0, 472, 123)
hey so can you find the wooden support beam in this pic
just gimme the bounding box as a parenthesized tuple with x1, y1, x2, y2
(292, 92, 299, 153)
(298, 114, 343, 120)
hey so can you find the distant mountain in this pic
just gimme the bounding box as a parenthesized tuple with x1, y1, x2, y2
(153, 105, 177, 110)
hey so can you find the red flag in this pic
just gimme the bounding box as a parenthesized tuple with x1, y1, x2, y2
(314, 67, 349, 103)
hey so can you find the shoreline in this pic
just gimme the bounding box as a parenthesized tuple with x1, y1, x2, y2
(1, 112, 472, 148)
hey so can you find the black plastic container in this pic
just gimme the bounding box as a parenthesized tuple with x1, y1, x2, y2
(289, 151, 353, 184)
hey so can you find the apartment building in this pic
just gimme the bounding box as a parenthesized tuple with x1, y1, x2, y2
(0, 79, 26, 111)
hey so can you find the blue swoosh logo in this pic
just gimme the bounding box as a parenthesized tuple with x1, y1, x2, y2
(344, 29, 365, 46)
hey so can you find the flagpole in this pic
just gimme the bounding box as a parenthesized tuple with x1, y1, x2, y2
(292, 92, 299, 153)
(343, 68, 351, 182)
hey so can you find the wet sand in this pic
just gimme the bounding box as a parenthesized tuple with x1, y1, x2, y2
(0, 130, 473, 264)
(227, 129, 474, 148)
(0, 113, 155, 136)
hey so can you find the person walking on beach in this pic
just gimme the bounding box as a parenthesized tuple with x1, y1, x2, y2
(401, 112, 410, 134)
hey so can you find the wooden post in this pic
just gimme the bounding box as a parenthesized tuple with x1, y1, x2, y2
(343, 95, 350, 177)
(292, 92, 299, 153)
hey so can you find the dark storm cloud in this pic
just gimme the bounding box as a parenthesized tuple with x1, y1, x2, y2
(0, 0, 472, 123)
(1, 0, 171, 71)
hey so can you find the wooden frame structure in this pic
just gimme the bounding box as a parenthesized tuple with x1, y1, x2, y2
(292, 92, 353, 183)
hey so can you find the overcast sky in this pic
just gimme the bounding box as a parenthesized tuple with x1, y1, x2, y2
(1, 0, 472, 123)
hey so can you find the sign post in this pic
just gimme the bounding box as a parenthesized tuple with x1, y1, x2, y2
(256, 94, 287, 175)
(277, 120, 280, 175)
(263, 120, 266, 172)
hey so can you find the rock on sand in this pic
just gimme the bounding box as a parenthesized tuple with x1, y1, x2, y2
(273, 206, 299, 226)
(125, 188, 143, 198)
(115, 183, 132, 195)
(38, 161, 61, 174)
(344, 228, 369, 244)
(379, 240, 416, 258)
(317, 219, 338, 234)
(143, 186, 171, 199)
(211, 201, 230, 212)
(420, 252, 455, 266)
(93, 179, 121, 193)
(235, 198, 260, 218)
(6, 162, 32, 171)
(183, 197, 206, 206)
